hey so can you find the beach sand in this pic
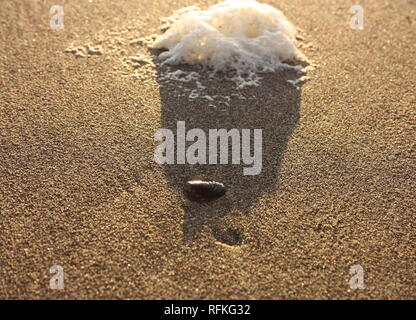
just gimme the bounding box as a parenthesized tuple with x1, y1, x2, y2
(0, 0, 414, 299)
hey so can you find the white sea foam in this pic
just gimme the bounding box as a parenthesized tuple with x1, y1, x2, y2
(152, 0, 305, 88)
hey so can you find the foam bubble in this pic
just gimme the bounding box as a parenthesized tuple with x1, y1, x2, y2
(152, 0, 305, 87)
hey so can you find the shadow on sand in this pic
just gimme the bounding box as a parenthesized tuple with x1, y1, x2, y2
(155, 60, 301, 244)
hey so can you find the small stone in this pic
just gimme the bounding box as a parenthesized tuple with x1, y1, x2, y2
(184, 180, 226, 202)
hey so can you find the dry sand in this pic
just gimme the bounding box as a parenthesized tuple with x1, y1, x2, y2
(0, 0, 415, 299)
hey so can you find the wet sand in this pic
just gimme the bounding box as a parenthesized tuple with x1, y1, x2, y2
(0, 0, 415, 299)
